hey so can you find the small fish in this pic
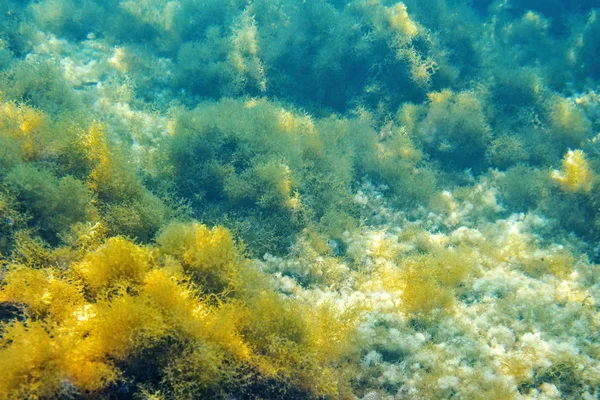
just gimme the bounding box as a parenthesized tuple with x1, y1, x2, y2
(327, 239, 340, 256)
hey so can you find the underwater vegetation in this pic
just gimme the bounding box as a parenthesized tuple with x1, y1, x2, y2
(0, 222, 360, 399)
(0, 0, 600, 399)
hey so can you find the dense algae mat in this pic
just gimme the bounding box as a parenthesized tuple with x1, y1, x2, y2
(1, 0, 600, 399)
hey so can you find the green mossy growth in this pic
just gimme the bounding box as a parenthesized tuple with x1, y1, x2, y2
(499, 165, 550, 212)
(401, 90, 492, 171)
(4, 164, 93, 244)
(0, 60, 78, 114)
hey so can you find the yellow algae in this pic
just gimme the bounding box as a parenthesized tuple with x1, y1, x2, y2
(552, 149, 594, 192)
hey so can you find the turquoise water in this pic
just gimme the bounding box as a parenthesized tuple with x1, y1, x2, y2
(0, 1, 599, 398)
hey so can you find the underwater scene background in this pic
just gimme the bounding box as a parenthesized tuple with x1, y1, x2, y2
(0, 0, 600, 398)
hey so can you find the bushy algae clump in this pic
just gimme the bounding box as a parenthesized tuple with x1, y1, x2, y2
(155, 97, 436, 255)
(0, 222, 361, 399)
